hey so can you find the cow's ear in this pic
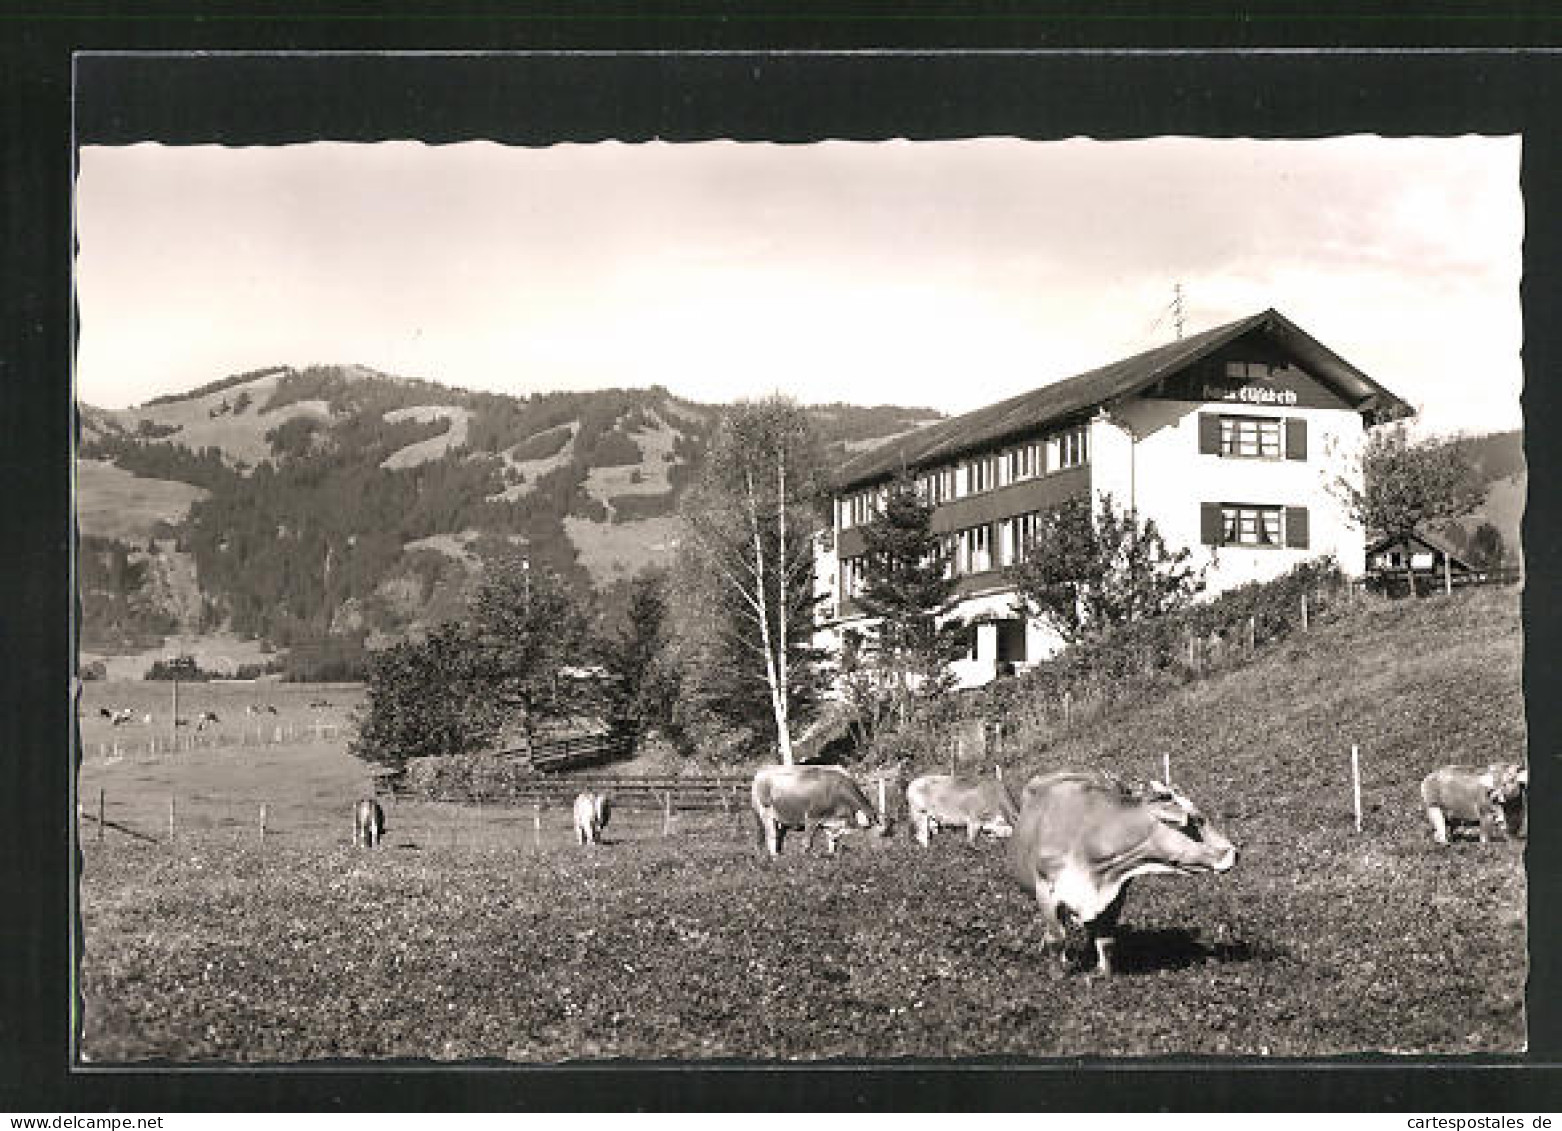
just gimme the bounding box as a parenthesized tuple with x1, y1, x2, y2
(1147, 800, 1192, 828)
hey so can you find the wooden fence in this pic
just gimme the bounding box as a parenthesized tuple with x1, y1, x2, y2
(505, 730, 634, 773)
(390, 772, 754, 812)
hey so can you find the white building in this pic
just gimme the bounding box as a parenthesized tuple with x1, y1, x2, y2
(814, 308, 1414, 688)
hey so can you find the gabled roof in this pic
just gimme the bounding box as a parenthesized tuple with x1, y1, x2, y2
(1365, 528, 1477, 572)
(834, 308, 1413, 491)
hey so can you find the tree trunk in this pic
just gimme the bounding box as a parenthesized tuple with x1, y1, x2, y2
(746, 469, 794, 764)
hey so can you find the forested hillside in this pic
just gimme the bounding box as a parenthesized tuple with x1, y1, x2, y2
(76, 364, 938, 657)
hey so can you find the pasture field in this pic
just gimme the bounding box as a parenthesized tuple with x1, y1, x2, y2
(77, 588, 1527, 1060)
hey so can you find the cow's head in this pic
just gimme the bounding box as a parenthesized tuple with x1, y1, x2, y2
(979, 812, 1016, 839)
(862, 809, 895, 838)
(1143, 781, 1237, 873)
(1485, 763, 1527, 806)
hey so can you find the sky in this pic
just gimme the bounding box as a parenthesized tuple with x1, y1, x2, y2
(75, 135, 1524, 437)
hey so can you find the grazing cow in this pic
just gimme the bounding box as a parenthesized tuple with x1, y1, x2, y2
(353, 798, 386, 848)
(196, 710, 220, 731)
(1008, 771, 1238, 975)
(110, 708, 134, 726)
(98, 707, 112, 719)
(751, 764, 893, 857)
(906, 771, 1019, 847)
(572, 791, 612, 846)
(1421, 763, 1528, 845)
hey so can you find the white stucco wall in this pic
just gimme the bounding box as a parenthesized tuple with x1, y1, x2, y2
(1091, 400, 1368, 598)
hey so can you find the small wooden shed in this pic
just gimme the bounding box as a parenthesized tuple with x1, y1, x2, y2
(1365, 530, 1479, 596)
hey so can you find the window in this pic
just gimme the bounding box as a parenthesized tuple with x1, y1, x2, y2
(841, 488, 883, 529)
(1219, 416, 1282, 459)
(1007, 440, 1044, 482)
(951, 524, 993, 575)
(916, 466, 957, 506)
(967, 453, 1000, 494)
(841, 556, 866, 599)
(1054, 425, 1089, 469)
(1225, 360, 1275, 381)
(1001, 511, 1044, 566)
(1202, 503, 1309, 549)
(1221, 505, 1281, 547)
(1200, 413, 1306, 460)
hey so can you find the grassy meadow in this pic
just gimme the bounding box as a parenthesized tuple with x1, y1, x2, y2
(77, 586, 1528, 1061)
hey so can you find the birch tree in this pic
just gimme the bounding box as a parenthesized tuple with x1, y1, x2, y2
(677, 397, 829, 764)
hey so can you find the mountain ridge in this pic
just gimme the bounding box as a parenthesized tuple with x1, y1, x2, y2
(76, 364, 942, 657)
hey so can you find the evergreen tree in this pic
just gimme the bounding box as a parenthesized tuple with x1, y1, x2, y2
(851, 470, 967, 713)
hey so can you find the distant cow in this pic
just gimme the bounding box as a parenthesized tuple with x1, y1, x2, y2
(751, 764, 892, 857)
(572, 791, 612, 846)
(353, 798, 386, 848)
(1008, 771, 1238, 975)
(196, 710, 220, 731)
(906, 772, 1019, 847)
(109, 708, 134, 726)
(1421, 763, 1528, 845)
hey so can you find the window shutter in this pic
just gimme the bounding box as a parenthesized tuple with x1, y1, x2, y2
(1285, 506, 1310, 549)
(1285, 418, 1308, 461)
(1198, 413, 1222, 455)
(1201, 502, 1224, 545)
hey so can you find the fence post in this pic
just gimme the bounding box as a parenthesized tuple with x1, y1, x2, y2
(1063, 691, 1072, 728)
(1163, 751, 1172, 786)
(97, 787, 105, 844)
(1301, 593, 1309, 632)
(259, 803, 267, 845)
(168, 797, 177, 846)
(663, 791, 673, 837)
(1351, 744, 1363, 834)
(1247, 615, 1256, 655)
(533, 802, 541, 853)
(1444, 553, 1453, 596)
(877, 776, 887, 820)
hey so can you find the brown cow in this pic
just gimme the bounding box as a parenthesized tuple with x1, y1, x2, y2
(906, 772, 1019, 846)
(1008, 771, 1237, 975)
(751, 764, 893, 856)
(1421, 763, 1528, 845)
(353, 798, 386, 848)
(573, 791, 612, 846)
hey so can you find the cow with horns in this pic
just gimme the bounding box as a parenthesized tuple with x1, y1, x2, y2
(1008, 771, 1238, 975)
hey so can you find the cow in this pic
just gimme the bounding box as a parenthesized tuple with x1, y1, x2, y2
(573, 791, 612, 846)
(1008, 771, 1238, 975)
(1421, 763, 1528, 845)
(906, 771, 1019, 847)
(751, 763, 893, 857)
(196, 710, 220, 731)
(353, 798, 386, 848)
(109, 708, 134, 726)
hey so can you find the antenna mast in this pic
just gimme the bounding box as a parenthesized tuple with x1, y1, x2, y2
(1173, 283, 1185, 341)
